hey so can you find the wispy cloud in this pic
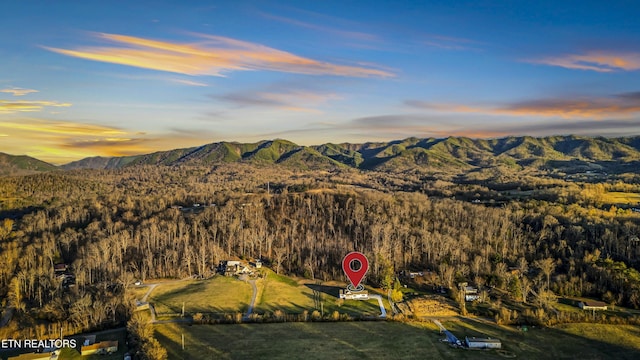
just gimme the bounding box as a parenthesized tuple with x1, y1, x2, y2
(0, 88, 39, 96)
(0, 118, 133, 163)
(215, 89, 340, 112)
(347, 114, 505, 138)
(530, 51, 640, 72)
(0, 118, 219, 164)
(421, 34, 481, 51)
(341, 113, 640, 140)
(58, 137, 153, 156)
(0, 118, 124, 136)
(406, 91, 640, 119)
(170, 78, 209, 87)
(499, 96, 640, 118)
(0, 100, 72, 114)
(260, 12, 379, 42)
(45, 32, 393, 78)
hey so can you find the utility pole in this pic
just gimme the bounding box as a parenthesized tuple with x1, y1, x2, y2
(182, 302, 185, 317)
(182, 333, 185, 350)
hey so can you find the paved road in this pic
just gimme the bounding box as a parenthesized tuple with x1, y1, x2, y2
(369, 295, 387, 318)
(244, 279, 258, 320)
(432, 319, 446, 331)
(433, 319, 461, 345)
(141, 284, 159, 302)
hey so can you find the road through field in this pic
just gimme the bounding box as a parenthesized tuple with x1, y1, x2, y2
(142, 284, 158, 302)
(244, 279, 258, 320)
(369, 294, 386, 318)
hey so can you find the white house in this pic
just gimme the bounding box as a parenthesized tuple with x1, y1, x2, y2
(465, 336, 501, 349)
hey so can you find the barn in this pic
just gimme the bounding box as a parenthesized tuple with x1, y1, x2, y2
(578, 300, 608, 311)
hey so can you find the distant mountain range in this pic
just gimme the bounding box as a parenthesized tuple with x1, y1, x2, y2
(3, 135, 640, 174)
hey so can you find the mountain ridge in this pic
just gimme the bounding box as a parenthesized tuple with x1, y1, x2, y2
(0, 152, 58, 175)
(4, 135, 640, 174)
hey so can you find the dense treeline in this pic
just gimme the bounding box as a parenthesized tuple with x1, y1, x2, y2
(0, 164, 640, 337)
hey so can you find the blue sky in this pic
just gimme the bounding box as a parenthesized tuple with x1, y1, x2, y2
(1, 0, 640, 163)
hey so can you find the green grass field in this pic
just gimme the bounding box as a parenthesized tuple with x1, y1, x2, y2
(602, 191, 640, 205)
(443, 317, 640, 360)
(256, 270, 390, 316)
(150, 276, 253, 314)
(255, 270, 316, 313)
(154, 319, 640, 360)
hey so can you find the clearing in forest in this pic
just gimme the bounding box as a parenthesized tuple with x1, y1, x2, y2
(150, 276, 253, 315)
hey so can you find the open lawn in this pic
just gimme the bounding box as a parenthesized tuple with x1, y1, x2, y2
(154, 320, 640, 359)
(155, 321, 449, 360)
(255, 270, 316, 313)
(150, 276, 252, 314)
(256, 270, 390, 317)
(443, 317, 640, 360)
(309, 280, 391, 317)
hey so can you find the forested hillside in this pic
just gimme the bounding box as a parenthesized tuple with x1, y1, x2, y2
(1, 163, 640, 338)
(60, 135, 640, 174)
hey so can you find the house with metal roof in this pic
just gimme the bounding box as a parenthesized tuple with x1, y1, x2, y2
(465, 336, 502, 349)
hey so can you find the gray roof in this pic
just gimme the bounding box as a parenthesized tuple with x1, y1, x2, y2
(466, 336, 501, 343)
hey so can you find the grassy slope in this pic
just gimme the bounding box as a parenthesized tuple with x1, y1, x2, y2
(256, 270, 390, 316)
(154, 320, 640, 360)
(150, 277, 253, 314)
(255, 271, 316, 313)
(155, 322, 449, 360)
(0, 152, 57, 174)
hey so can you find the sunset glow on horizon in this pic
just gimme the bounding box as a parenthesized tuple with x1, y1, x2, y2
(2, 0, 640, 164)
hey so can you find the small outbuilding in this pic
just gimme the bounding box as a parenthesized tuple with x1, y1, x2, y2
(465, 336, 502, 349)
(462, 285, 479, 302)
(578, 300, 608, 311)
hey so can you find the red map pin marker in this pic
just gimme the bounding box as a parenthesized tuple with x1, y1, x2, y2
(342, 252, 369, 289)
